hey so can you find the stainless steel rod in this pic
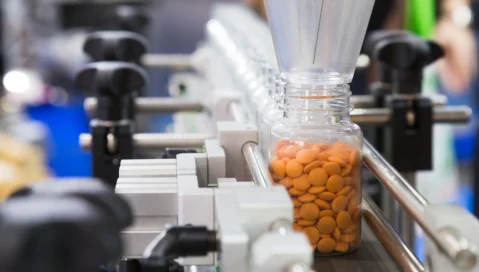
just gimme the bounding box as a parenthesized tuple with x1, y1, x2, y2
(363, 194, 424, 272)
(84, 97, 204, 116)
(351, 106, 471, 125)
(363, 140, 478, 268)
(242, 142, 273, 188)
(141, 53, 191, 69)
(350, 94, 448, 109)
(401, 172, 417, 251)
(79, 133, 213, 150)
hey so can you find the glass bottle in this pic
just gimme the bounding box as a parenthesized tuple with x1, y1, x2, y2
(269, 84, 363, 255)
(260, 76, 284, 159)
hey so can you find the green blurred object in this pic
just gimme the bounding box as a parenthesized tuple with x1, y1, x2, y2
(405, 0, 436, 38)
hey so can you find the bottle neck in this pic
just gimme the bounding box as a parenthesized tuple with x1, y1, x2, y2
(280, 84, 352, 123)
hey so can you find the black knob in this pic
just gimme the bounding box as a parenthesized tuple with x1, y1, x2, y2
(75, 62, 147, 121)
(116, 5, 150, 33)
(8, 179, 133, 230)
(374, 34, 444, 94)
(84, 31, 149, 63)
(364, 30, 413, 84)
(0, 196, 126, 272)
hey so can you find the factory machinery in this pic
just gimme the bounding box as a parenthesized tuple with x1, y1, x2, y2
(3, 1, 477, 272)
(72, 1, 479, 272)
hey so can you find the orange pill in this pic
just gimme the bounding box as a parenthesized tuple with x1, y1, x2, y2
(286, 160, 304, 178)
(271, 159, 286, 178)
(303, 226, 320, 244)
(308, 186, 326, 194)
(346, 190, 357, 200)
(317, 151, 331, 161)
(317, 237, 336, 253)
(293, 223, 303, 232)
(333, 227, 341, 241)
(282, 157, 291, 163)
(309, 168, 328, 187)
(299, 193, 317, 203)
(335, 242, 349, 253)
(279, 177, 294, 188)
(340, 165, 352, 177)
(318, 192, 336, 201)
(332, 151, 350, 163)
(320, 210, 334, 217)
(326, 175, 345, 193)
(317, 216, 336, 234)
(315, 143, 331, 151)
(300, 203, 320, 220)
(304, 161, 324, 173)
(336, 211, 352, 229)
(275, 139, 290, 151)
(298, 219, 316, 227)
(323, 162, 341, 176)
(279, 145, 301, 159)
(294, 208, 301, 220)
(314, 199, 331, 210)
(337, 186, 352, 196)
(310, 147, 321, 155)
(328, 156, 347, 167)
(341, 234, 354, 243)
(292, 197, 303, 207)
(289, 187, 306, 196)
(348, 196, 360, 214)
(296, 149, 315, 164)
(332, 196, 348, 212)
(293, 174, 311, 191)
(342, 224, 357, 234)
(349, 150, 360, 166)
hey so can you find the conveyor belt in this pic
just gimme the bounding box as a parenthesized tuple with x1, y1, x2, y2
(313, 219, 401, 272)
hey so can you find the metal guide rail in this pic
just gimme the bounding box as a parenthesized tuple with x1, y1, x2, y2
(235, 99, 475, 271)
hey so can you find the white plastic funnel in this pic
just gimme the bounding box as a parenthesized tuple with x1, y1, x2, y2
(264, 0, 375, 84)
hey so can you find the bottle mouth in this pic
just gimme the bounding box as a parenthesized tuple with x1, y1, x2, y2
(281, 83, 353, 113)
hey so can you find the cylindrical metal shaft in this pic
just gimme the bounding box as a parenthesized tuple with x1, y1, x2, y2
(84, 97, 204, 116)
(350, 94, 448, 109)
(79, 133, 213, 150)
(351, 106, 471, 125)
(141, 53, 191, 69)
(400, 172, 417, 251)
(242, 142, 273, 188)
(363, 194, 424, 272)
(363, 140, 477, 269)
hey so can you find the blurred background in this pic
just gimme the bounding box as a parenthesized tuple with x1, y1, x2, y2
(0, 0, 478, 254)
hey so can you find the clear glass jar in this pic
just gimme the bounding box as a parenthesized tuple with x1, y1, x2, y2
(260, 76, 284, 159)
(268, 84, 363, 255)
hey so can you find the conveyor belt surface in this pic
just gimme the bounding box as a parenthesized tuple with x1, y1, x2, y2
(313, 219, 401, 272)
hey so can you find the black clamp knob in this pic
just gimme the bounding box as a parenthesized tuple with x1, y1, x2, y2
(374, 34, 444, 94)
(76, 62, 147, 121)
(9, 179, 133, 229)
(115, 5, 150, 33)
(76, 62, 146, 187)
(84, 31, 149, 63)
(0, 180, 133, 272)
(364, 30, 413, 85)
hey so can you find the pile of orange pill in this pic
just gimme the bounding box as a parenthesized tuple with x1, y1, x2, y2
(270, 140, 362, 254)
